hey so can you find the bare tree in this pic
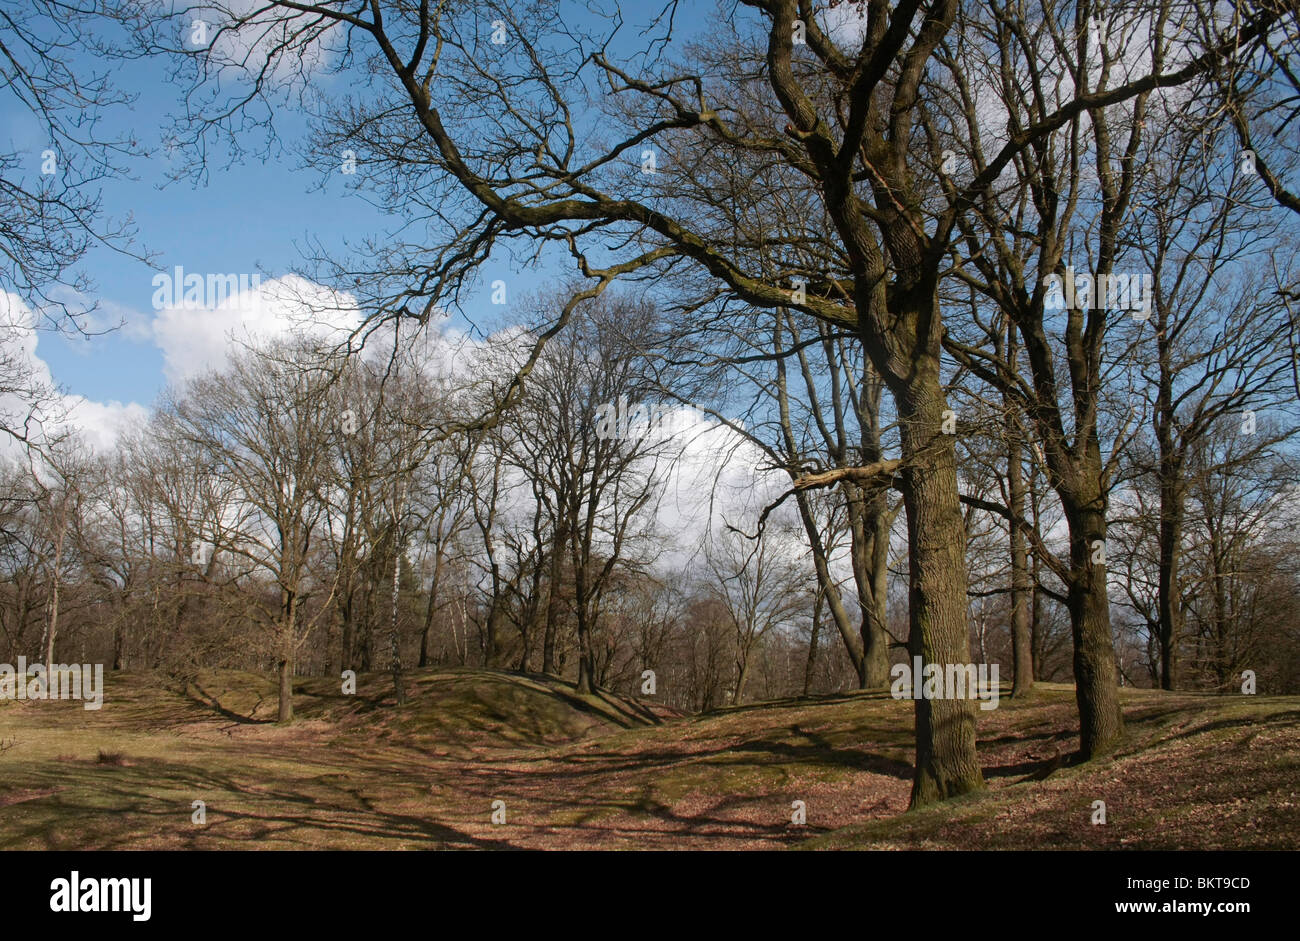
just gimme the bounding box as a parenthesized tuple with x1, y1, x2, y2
(1128, 116, 1297, 690)
(704, 525, 806, 705)
(161, 339, 340, 722)
(0, 1, 142, 314)
(109, 0, 1289, 802)
(504, 290, 669, 692)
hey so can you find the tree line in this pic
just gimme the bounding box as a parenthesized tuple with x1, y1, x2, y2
(0, 0, 1298, 807)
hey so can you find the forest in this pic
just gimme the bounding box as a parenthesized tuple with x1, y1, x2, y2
(0, 0, 1298, 847)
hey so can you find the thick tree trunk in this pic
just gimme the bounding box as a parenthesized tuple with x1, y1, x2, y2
(734, 653, 751, 706)
(859, 614, 890, 687)
(895, 368, 985, 808)
(575, 620, 594, 694)
(277, 589, 297, 723)
(277, 656, 293, 723)
(1064, 502, 1124, 758)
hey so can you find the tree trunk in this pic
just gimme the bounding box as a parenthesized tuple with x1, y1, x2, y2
(46, 519, 66, 673)
(390, 549, 406, 705)
(45, 576, 58, 673)
(733, 651, 751, 706)
(1064, 502, 1124, 758)
(418, 547, 442, 669)
(277, 589, 297, 723)
(850, 487, 893, 687)
(575, 617, 594, 694)
(1208, 519, 1230, 689)
(339, 589, 356, 673)
(357, 583, 374, 671)
(804, 588, 823, 696)
(277, 655, 293, 723)
(792, 490, 870, 685)
(541, 542, 564, 675)
(484, 601, 500, 669)
(1157, 476, 1185, 691)
(894, 366, 985, 807)
(1007, 422, 1034, 697)
(1029, 466, 1049, 680)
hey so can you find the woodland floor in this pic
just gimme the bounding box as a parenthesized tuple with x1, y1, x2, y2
(0, 668, 1296, 849)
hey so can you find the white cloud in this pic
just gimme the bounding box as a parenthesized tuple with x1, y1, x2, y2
(62, 397, 151, 453)
(150, 273, 361, 386)
(160, 1, 340, 83)
(8, 275, 785, 562)
(819, 3, 868, 50)
(0, 291, 146, 454)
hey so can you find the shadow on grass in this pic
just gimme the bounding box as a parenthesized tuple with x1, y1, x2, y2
(186, 683, 276, 725)
(4, 754, 518, 850)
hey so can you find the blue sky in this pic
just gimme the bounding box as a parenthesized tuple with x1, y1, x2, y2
(24, 59, 480, 409)
(0, 0, 783, 549)
(15, 3, 719, 413)
(3, 0, 856, 444)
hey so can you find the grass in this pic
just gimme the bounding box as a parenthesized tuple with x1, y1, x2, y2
(0, 670, 1295, 849)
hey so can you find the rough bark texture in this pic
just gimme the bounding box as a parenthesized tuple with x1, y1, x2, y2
(1064, 503, 1124, 758)
(897, 365, 985, 807)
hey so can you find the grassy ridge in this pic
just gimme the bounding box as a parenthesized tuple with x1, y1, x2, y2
(0, 670, 1294, 849)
